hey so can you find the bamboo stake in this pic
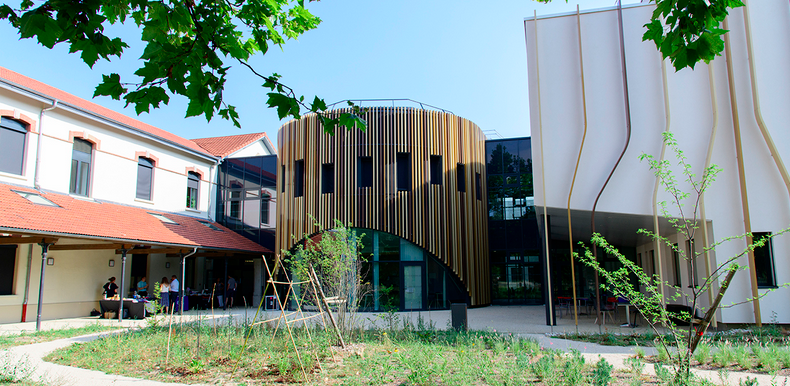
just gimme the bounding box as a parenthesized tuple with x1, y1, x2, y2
(310, 264, 345, 348)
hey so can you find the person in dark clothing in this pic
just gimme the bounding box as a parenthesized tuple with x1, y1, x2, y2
(227, 275, 237, 308)
(103, 277, 118, 298)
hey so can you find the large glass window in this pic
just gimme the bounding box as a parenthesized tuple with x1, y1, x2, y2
(69, 138, 92, 196)
(0, 117, 27, 175)
(355, 229, 466, 311)
(186, 171, 199, 209)
(753, 232, 777, 287)
(136, 157, 154, 200)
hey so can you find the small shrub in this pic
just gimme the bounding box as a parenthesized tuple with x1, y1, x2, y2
(733, 345, 752, 370)
(531, 354, 557, 383)
(739, 377, 759, 386)
(563, 350, 585, 386)
(694, 343, 711, 365)
(592, 357, 614, 386)
(625, 356, 645, 376)
(634, 346, 646, 359)
(713, 343, 735, 367)
(654, 363, 671, 384)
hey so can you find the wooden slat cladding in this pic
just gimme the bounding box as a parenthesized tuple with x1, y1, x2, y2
(276, 107, 490, 306)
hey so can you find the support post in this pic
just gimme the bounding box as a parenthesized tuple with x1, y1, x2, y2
(118, 249, 128, 322)
(35, 241, 53, 331)
(223, 257, 228, 310)
(180, 253, 186, 315)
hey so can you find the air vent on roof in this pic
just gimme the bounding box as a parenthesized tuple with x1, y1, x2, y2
(14, 190, 60, 207)
(148, 212, 178, 224)
(198, 220, 223, 231)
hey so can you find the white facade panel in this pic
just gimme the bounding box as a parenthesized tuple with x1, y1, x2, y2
(527, 1, 790, 323)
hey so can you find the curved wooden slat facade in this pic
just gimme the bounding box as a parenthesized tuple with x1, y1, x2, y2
(276, 107, 490, 306)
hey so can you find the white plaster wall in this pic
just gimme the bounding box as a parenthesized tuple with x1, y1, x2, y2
(527, 1, 790, 323)
(0, 89, 217, 217)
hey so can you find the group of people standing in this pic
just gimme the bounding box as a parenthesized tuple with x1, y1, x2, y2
(103, 274, 239, 313)
(149, 275, 180, 314)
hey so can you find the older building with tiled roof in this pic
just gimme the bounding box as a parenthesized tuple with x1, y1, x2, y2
(0, 67, 276, 325)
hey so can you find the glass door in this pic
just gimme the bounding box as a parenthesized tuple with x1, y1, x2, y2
(402, 264, 423, 310)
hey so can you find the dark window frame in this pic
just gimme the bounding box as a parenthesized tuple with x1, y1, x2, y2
(136, 157, 155, 201)
(358, 156, 373, 188)
(261, 192, 271, 225)
(429, 155, 442, 185)
(0, 245, 17, 295)
(70, 138, 93, 196)
(321, 163, 335, 194)
(475, 172, 482, 201)
(672, 243, 682, 287)
(753, 232, 777, 288)
(456, 163, 466, 193)
(186, 171, 200, 209)
(293, 160, 305, 198)
(396, 152, 411, 191)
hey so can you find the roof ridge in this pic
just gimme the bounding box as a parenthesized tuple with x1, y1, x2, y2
(0, 66, 214, 158)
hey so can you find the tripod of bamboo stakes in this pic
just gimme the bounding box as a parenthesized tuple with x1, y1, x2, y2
(231, 255, 345, 380)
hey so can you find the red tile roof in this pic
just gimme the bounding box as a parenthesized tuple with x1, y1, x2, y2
(0, 66, 212, 157)
(192, 132, 273, 158)
(0, 183, 269, 254)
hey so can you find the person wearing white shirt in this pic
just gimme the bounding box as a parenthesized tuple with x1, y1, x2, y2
(170, 275, 180, 312)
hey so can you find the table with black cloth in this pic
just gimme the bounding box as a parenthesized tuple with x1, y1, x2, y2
(99, 299, 147, 319)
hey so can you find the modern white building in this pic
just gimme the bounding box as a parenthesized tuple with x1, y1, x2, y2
(0, 67, 274, 325)
(526, 1, 790, 324)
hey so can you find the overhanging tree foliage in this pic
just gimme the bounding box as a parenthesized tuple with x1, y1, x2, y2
(1, 0, 743, 130)
(0, 0, 365, 133)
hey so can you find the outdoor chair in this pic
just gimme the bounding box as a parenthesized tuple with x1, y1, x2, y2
(557, 296, 572, 318)
(597, 297, 618, 326)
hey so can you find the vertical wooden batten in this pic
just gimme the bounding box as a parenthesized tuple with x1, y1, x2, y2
(276, 107, 490, 306)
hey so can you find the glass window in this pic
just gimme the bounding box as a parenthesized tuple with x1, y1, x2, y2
(396, 152, 411, 191)
(321, 163, 334, 194)
(14, 190, 59, 207)
(136, 157, 154, 200)
(753, 232, 777, 287)
(69, 138, 92, 196)
(430, 155, 442, 185)
(475, 173, 482, 201)
(261, 192, 271, 225)
(293, 160, 304, 198)
(0, 117, 27, 175)
(358, 156, 373, 188)
(0, 245, 17, 295)
(456, 163, 466, 193)
(281, 165, 285, 193)
(672, 244, 682, 286)
(230, 191, 241, 219)
(186, 172, 199, 209)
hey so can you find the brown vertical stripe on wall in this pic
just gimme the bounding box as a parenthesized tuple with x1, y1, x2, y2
(276, 107, 490, 306)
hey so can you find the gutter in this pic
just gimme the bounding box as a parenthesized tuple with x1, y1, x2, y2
(34, 100, 58, 190)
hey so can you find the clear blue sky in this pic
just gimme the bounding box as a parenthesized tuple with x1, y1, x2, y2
(0, 0, 640, 145)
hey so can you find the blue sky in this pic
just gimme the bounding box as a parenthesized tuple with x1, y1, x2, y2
(0, 0, 641, 145)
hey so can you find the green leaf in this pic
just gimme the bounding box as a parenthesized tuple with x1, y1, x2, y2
(93, 73, 126, 100)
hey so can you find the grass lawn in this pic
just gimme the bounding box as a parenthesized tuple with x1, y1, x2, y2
(45, 320, 662, 385)
(0, 323, 120, 350)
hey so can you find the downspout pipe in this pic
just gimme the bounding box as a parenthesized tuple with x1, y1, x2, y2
(651, 57, 670, 308)
(591, 0, 633, 324)
(532, 11, 554, 327)
(21, 244, 33, 322)
(34, 100, 58, 190)
(700, 63, 719, 328)
(566, 4, 588, 332)
(35, 240, 54, 331)
(180, 248, 198, 315)
(723, 17, 761, 327)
